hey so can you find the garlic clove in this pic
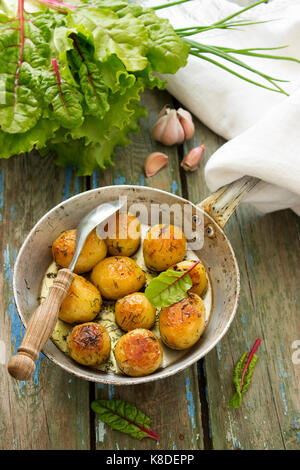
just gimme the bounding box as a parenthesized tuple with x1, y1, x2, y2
(158, 104, 171, 119)
(177, 108, 195, 140)
(177, 108, 193, 122)
(144, 152, 169, 177)
(181, 145, 205, 171)
(151, 115, 167, 142)
(151, 109, 185, 146)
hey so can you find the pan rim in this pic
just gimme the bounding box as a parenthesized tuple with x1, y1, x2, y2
(13, 185, 240, 385)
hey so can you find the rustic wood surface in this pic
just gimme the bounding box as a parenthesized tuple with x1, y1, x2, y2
(0, 0, 299, 450)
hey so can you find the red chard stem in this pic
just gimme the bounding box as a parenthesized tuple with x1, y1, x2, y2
(240, 337, 261, 392)
(13, 0, 25, 106)
(35, 0, 77, 11)
(154, 261, 200, 298)
(102, 403, 159, 441)
(52, 58, 61, 84)
(52, 58, 70, 116)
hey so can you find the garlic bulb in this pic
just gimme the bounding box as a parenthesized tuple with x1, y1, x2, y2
(151, 109, 185, 146)
(181, 145, 205, 171)
(144, 152, 169, 177)
(151, 106, 194, 146)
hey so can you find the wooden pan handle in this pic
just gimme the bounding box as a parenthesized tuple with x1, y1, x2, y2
(7, 268, 74, 381)
(199, 176, 260, 228)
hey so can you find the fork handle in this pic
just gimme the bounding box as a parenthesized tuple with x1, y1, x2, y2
(7, 268, 74, 381)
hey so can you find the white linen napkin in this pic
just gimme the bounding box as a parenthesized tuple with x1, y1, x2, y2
(142, 0, 300, 214)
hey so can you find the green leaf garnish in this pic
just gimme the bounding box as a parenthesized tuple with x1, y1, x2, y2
(145, 261, 199, 308)
(0, 0, 299, 173)
(91, 399, 159, 441)
(0, 0, 188, 174)
(230, 338, 261, 408)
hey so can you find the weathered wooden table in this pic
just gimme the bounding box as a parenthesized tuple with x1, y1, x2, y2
(1, 83, 299, 450)
(1, 0, 300, 447)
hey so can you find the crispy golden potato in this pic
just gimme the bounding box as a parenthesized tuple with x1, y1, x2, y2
(59, 274, 102, 324)
(67, 322, 111, 367)
(115, 292, 156, 332)
(114, 328, 163, 376)
(171, 260, 208, 297)
(90, 256, 146, 300)
(159, 292, 206, 350)
(143, 224, 186, 272)
(105, 211, 141, 257)
(52, 229, 107, 274)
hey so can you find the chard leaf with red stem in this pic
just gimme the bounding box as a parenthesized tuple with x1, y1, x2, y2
(230, 338, 261, 408)
(0, 0, 299, 174)
(145, 261, 199, 308)
(91, 399, 159, 441)
(0, 0, 48, 133)
(41, 58, 84, 128)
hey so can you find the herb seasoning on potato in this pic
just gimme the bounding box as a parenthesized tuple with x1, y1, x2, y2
(115, 292, 156, 332)
(42, 212, 212, 377)
(171, 260, 208, 297)
(67, 322, 111, 367)
(59, 274, 102, 324)
(90, 256, 146, 300)
(114, 329, 163, 377)
(52, 228, 107, 273)
(143, 224, 187, 272)
(105, 211, 141, 257)
(159, 292, 206, 350)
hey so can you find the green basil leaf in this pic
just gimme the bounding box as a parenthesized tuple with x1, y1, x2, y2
(145, 268, 193, 308)
(91, 399, 159, 441)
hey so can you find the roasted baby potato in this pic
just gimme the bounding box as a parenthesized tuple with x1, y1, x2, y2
(67, 322, 111, 367)
(115, 292, 156, 331)
(159, 292, 206, 350)
(143, 224, 186, 272)
(171, 260, 208, 297)
(114, 328, 163, 376)
(90, 256, 146, 300)
(105, 211, 141, 257)
(59, 274, 102, 324)
(52, 228, 107, 274)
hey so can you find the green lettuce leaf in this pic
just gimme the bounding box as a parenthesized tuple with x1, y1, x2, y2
(79, 0, 128, 12)
(118, 4, 190, 74)
(229, 351, 258, 408)
(99, 55, 136, 94)
(53, 98, 147, 174)
(68, 7, 149, 71)
(0, 119, 59, 158)
(91, 399, 159, 441)
(68, 77, 144, 144)
(145, 268, 193, 308)
(135, 63, 167, 91)
(0, 0, 189, 173)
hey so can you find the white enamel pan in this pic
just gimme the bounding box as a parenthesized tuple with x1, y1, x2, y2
(10, 176, 258, 384)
